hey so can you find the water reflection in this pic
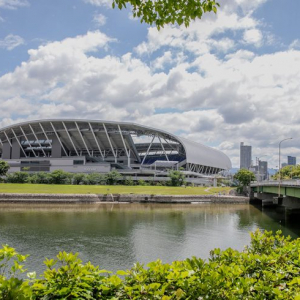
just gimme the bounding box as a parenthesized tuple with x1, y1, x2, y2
(0, 203, 298, 274)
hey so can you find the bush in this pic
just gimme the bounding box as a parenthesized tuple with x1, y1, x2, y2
(5, 172, 30, 183)
(84, 173, 105, 185)
(27, 172, 51, 184)
(49, 169, 72, 184)
(137, 179, 147, 186)
(105, 171, 121, 185)
(0, 245, 31, 299)
(168, 170, 186, 186)
(72, 173, 87, 185)
(0, 160, 10, 177)
(124, 176, 134, 186)
(2, 230, 300, 299)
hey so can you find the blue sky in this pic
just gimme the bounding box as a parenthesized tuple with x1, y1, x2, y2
(1, 0, 300, 167)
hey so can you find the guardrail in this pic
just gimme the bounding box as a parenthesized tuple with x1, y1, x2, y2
(251, 180, 300, 187)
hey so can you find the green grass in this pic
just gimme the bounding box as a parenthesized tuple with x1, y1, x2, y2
(0, 183, 232, 195)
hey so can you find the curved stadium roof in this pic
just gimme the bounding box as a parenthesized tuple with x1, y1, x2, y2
(0, 119, 232, 172)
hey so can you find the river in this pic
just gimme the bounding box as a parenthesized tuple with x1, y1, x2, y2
(0, 202, 299, 274)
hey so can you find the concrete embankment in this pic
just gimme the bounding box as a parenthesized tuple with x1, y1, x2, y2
(0, 193, 249, 204)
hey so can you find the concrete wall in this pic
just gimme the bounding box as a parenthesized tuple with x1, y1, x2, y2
(2, 142, 11, 159)
(11, 139, 21, 159)
(51, 135, 63, 158)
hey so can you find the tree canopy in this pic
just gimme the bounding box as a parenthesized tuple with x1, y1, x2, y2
(0, 160, 9, 177)
(113, 0, 220, 29)
(273, 165, 300, 180)
(234, 169, 256, 187)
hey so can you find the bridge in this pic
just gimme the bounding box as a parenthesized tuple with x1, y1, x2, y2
(250, 180, 300, 220)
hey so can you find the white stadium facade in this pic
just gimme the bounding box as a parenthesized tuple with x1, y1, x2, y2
(0, 120, 231, 185)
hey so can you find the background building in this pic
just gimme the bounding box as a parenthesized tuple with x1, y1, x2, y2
(0, 119, 232, 186)
(287, 156, 296, 166)
(240, 142, 252, 169)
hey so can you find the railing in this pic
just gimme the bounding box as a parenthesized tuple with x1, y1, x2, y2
(251, 180, 300, 187)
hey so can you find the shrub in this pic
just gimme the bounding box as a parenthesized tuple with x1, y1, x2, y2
(5, 172, 29, 183)
(84, 173, 105, 185)
(124, 176, 134, 186)
(2, 230, 300, 299)
(0, 160, 10, 177)
(0, 245, 31, 300)
(49, 169, 72, 184)
(168, 170, 186, 186)
(72, 173, 87, 185)
(27, 172, 51, 184)
(105, 171, 121, 185)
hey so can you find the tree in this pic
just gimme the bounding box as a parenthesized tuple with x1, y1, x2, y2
(49, 170, 72, 185)
(233, 169, 255, 187)
(105, 170, 121, 185)
(0, 160, 9, 177)
(113, 0, 219, 29)
(273, 165, 300, 180)
(168, 170, 186, 186)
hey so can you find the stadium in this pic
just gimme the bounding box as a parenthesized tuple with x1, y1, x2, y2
(0, 120, 231, 185)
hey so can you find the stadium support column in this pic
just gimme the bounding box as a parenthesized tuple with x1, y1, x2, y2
(2, 131, 12, 159)
(29, 124, 46, 157)
(20, 126, 37, 158)
(11, 128, 27, 158)
(62, 122, 79, 156)
(158, 136, 169, 161)
(75, 122, 91, 157)
(141, 136, 155, 165)
(103, 124, 117, 163)
(50, 122, 68, 157)
(89, 123, 104, 160)
(118, 125, 130, 168)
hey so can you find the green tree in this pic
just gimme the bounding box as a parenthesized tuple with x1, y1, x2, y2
(84, 173, 105, 185)
(233, 169, 255, 187)
(105, 170, 121, 185)
(273, 165, 300, 180)
(72, 173, 87, 185)
(0, 160, 10, 177)
(113, 0, 219, 29)
(5, 172, 29, 184)
(49, 170, 72, 184)
(168, 170, 186, 186)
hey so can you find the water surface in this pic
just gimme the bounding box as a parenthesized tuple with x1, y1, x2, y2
(0, 203, 298, 274)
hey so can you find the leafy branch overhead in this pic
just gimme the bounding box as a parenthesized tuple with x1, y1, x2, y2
(112, 0, 220, 28)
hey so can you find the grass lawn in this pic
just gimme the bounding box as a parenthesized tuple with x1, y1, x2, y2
(0, 183, 232, 195)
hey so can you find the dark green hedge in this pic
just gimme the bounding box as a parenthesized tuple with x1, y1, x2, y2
(1, 230, 300, 299)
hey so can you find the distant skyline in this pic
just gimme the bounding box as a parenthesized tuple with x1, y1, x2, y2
(1, 0, 300, 168)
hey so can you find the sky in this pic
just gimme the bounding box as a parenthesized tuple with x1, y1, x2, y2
(0, 0, 300, 168)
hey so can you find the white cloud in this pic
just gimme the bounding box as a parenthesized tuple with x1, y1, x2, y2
(0, 34, 24, 50)
(0, 0, 299, 168)
(83, 0, 111, 7)
(93, 13, 107, 26)
(243, 29, 263, 47)
(0, 0, 28, 9)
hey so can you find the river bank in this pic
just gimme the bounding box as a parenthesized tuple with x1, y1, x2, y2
(0, 192, 249, 203)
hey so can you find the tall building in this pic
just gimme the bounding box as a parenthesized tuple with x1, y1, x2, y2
(240, 142, 252, 169)
(258, 160, 268, 180)
(287, 156, 296, 166)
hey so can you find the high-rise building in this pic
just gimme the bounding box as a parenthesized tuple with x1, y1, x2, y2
(258, 160, 268, 180)
(240, 142, 252, 169)
(287, 156, 296, 166)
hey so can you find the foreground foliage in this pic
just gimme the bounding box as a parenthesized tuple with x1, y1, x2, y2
(1, 230, 300, 299)
(113, 0, 219, 29)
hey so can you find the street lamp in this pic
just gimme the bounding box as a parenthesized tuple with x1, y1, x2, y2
(278, 138, 293, 198)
